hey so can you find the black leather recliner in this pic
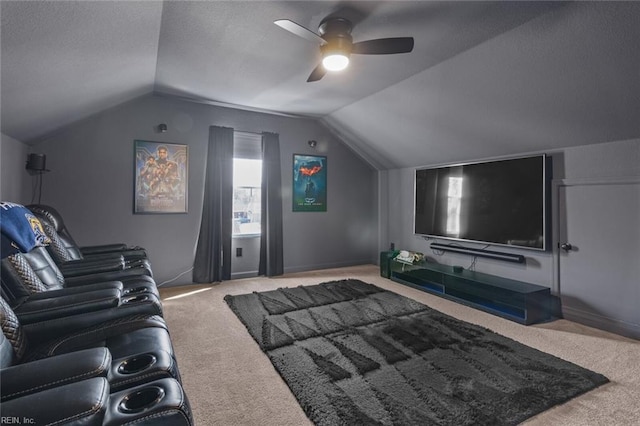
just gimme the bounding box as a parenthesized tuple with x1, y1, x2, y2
(2, 377, 194, 425)
(0, 204, 155, 288)
(1, 333, 193, 425)
(1, 253, 164, 331)
(0, 203, 193, 426)
(0, 202, 193, 424)
(0, 203, 152, 279)
(0, 332, 111, 400)
(0, 295, 181, 392)
(27, 204, 150, 265)
(36, 213, 154, 276)
(1, 234, 159, 299)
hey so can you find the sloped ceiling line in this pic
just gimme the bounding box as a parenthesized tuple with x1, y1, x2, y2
(2, 1, 639, 167)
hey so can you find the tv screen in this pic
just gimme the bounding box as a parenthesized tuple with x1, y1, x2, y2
(414, 155, 548, 250)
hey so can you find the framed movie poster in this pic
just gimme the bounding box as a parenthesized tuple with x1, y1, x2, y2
(134, 140, 188, 214)
(293, 154, 327, 212)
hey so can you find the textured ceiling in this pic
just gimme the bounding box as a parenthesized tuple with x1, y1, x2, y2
(2, 1, 639, 169)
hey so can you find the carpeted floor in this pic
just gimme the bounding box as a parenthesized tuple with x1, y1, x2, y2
(159, 265, 640, 426)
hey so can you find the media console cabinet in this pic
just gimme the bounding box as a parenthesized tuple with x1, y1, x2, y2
(386, 257, 552, 325)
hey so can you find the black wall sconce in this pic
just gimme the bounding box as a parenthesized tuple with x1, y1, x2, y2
(308, 140, 317, 149)
(158, 123, 168, 133)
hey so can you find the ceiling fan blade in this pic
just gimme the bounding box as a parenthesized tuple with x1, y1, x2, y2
(352, 37, 414, 55)
(274, 19, 326, 45)
(307, 63, 327, 82)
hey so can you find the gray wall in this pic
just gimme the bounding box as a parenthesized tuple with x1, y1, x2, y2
(32, 94, 378, 285)
(1, 133, 30, 204)
(231, 236, 260, 279)
(383, 138, 640, 287)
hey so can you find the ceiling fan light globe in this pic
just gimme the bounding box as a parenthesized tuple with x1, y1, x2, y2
(322, 54, 349, 71)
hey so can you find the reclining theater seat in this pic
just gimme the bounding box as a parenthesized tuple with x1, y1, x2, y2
(0, 203, 194, 425)
(3, 243, 159, 296)
(27, 245, 158, 296)
(1, 251, 163, 324)
(0, 203, 154, 277)
(1, 331, 113, 402)
(0, 295, 182, 392)
(1, 205, 167, 344)
(0, 202, 150, 278)
(27, 204, 150, 263)
(34, 213, 153, 276)
(0, 289, 193, 426)
(1, 332, 194, 426)
(0, 222, 158, 298)
(1, 293, 193, 424)
(3, 377, 194, 426)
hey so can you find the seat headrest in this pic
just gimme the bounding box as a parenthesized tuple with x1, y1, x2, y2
(26, 204, 64, 232)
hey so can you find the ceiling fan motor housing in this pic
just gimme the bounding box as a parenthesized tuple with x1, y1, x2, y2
(318, 17, 353, 37)
(321, 35, 353, 57)
(319, 18, 353, 58)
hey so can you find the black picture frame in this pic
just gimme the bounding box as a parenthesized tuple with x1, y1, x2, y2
(292, 154, 327, 212)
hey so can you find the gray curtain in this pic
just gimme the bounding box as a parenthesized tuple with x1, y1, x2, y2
(193, 126, 234, 283)
(259, 132, 284, 276)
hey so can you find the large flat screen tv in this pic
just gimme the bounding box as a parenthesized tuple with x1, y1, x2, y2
(414, 155, 548, 250)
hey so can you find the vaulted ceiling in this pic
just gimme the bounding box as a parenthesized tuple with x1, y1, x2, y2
(2, 1, 639, 169)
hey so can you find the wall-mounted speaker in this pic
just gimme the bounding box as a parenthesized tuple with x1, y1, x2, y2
(26, 153, 47, 172)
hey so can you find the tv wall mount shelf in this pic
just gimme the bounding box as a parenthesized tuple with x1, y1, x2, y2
(385, 255, 551, 325)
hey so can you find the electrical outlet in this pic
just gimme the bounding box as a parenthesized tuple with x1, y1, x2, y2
(236, 247, 243, 257)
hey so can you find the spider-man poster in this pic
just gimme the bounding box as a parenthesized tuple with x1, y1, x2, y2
(293, 154, 327, 212)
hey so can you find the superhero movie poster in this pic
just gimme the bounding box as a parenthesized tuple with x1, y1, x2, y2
(293, 154, 327, 212)
(134, 140, 188, 214)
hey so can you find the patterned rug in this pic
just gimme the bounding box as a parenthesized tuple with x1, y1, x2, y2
(224, 279, 608, 425)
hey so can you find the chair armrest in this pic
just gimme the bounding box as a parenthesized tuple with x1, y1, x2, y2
(81, 245, 149, 262)
(0, 348, 111, 401)
(25, 281, 124, 300)
(119, 248, 148, 261)
(14, 288, 121, 324)
(105, 378, 193, 426)
(22, 294, 165, 343)
(59, 258, 125, 277)
(1, 377, 108, 425)
(80, 243, 129, 254)
(64, 267, 153, 285)
(64, 252, 124, 263)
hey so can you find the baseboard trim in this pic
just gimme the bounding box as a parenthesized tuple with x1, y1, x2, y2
(284, 260, 375, 275)
(231, 271, 259, 280)
(562, 306, 639, 340)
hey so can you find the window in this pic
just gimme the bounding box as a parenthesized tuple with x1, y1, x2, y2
(233, 132, 262, 236)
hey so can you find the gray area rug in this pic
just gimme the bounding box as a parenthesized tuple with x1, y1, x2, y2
(224, 279, 608, 425)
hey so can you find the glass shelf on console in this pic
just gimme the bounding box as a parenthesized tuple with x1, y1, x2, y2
(387, 256, 552, 325)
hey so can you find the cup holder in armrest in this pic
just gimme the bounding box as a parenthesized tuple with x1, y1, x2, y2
(123, 286, 148, 295)
(121, 295, 150, 304)
(117, 353, 157, 375)
(118, 386, 165, 414)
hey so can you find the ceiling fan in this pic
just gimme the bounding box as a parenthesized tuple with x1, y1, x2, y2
(274, 17, 414, 82)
